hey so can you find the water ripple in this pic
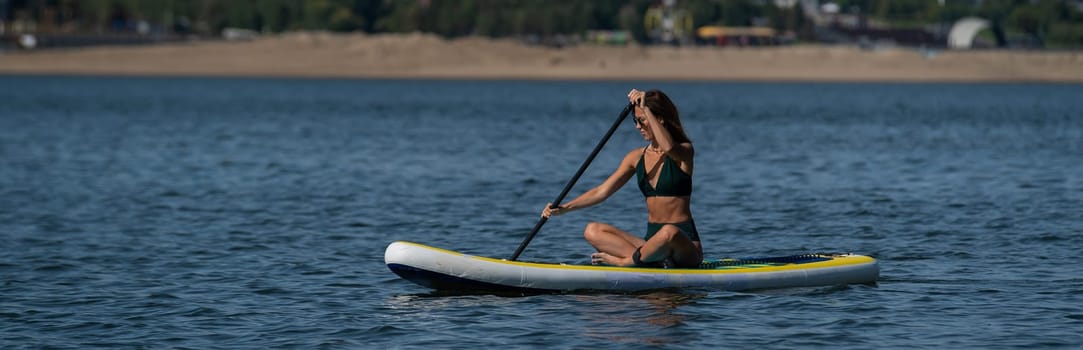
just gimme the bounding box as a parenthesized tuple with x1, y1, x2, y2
(2, 77, 1081, 348)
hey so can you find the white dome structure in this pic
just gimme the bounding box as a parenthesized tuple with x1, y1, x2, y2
(948, 17, 990, 49)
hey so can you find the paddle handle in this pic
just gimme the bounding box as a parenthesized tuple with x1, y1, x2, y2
(509, 103, 635, 261)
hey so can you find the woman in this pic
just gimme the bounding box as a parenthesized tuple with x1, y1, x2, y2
(542, 89, 702, 268)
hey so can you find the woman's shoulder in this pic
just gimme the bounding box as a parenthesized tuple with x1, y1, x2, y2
(619, 147, 644, 166)
(668, 142, 695, 168)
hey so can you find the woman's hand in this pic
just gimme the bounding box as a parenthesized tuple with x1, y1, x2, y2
(627, 89, 646, 108)
(541, 203, 566, 218)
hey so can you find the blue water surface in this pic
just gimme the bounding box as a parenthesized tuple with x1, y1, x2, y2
(1, 76, 1081, 349)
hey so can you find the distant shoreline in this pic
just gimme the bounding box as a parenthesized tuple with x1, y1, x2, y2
(6, 71, 1083, 84)
(2, 32, 1081, 82)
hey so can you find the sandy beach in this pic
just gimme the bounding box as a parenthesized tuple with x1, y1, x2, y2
(2, 32, 1081, 82)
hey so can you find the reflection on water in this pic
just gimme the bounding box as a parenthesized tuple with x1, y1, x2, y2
(576, 291, 707, 345)
(384, 292, 521, 311)
(380, 290, 708, 346)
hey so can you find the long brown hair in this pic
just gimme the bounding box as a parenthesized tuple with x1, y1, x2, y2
(643, 89, 691, 144)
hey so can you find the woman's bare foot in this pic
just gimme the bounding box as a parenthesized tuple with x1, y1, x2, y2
(591, 252, 631, 266)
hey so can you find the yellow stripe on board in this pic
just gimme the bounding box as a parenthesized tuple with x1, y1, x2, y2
(392, 241, 877, 275)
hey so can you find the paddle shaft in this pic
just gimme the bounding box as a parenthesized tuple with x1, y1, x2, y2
(509, 103, 634, 261)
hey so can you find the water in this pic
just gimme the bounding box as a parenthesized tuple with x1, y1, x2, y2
(1, 75, 1081, 349)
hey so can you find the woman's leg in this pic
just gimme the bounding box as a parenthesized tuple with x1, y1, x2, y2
(583, 222, 643, 264)
(638, 225, 703, 268)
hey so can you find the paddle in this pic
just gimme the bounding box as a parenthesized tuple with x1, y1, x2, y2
(509, 102, 635, 261)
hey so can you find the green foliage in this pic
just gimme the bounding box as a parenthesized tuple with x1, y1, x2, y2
(10, 0, 1083, 47)
(720, 0, 764, 26)
(1047, 21, 1083, 47)
(871, 0, 940, 22)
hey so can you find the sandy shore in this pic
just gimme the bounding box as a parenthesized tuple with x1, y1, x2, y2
(2, 32, 1081, 82)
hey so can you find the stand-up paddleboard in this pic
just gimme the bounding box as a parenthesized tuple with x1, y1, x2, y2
(385, 241, 879, 293)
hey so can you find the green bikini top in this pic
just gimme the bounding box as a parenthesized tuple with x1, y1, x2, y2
(635, 147, 692, 197)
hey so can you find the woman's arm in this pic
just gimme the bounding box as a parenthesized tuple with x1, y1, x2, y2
(641, 106, 694, 165)
(629, 89, 694, 166)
